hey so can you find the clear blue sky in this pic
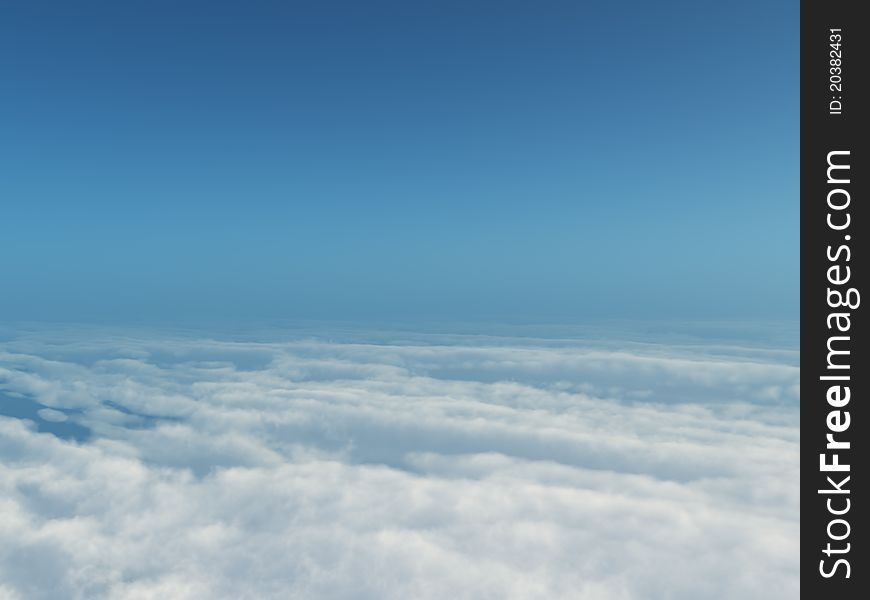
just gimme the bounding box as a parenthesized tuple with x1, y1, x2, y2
(0, 0, 798, 324)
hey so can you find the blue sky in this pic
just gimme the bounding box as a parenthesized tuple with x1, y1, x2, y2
(0, 0, 798, 323)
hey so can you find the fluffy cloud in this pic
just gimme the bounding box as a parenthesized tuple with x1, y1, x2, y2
(0, 324, 799, 599)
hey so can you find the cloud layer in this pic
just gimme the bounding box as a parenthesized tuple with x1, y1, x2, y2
(0, 325, 799, 599)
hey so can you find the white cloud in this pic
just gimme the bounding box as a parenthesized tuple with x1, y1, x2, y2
(0, 325, 799, 599)
(35, 409, 68, 423)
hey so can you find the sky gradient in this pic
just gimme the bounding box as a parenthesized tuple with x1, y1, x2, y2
(0, 0, 798, 323)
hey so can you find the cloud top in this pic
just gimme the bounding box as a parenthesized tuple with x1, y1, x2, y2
(0, 326, 799, 599)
